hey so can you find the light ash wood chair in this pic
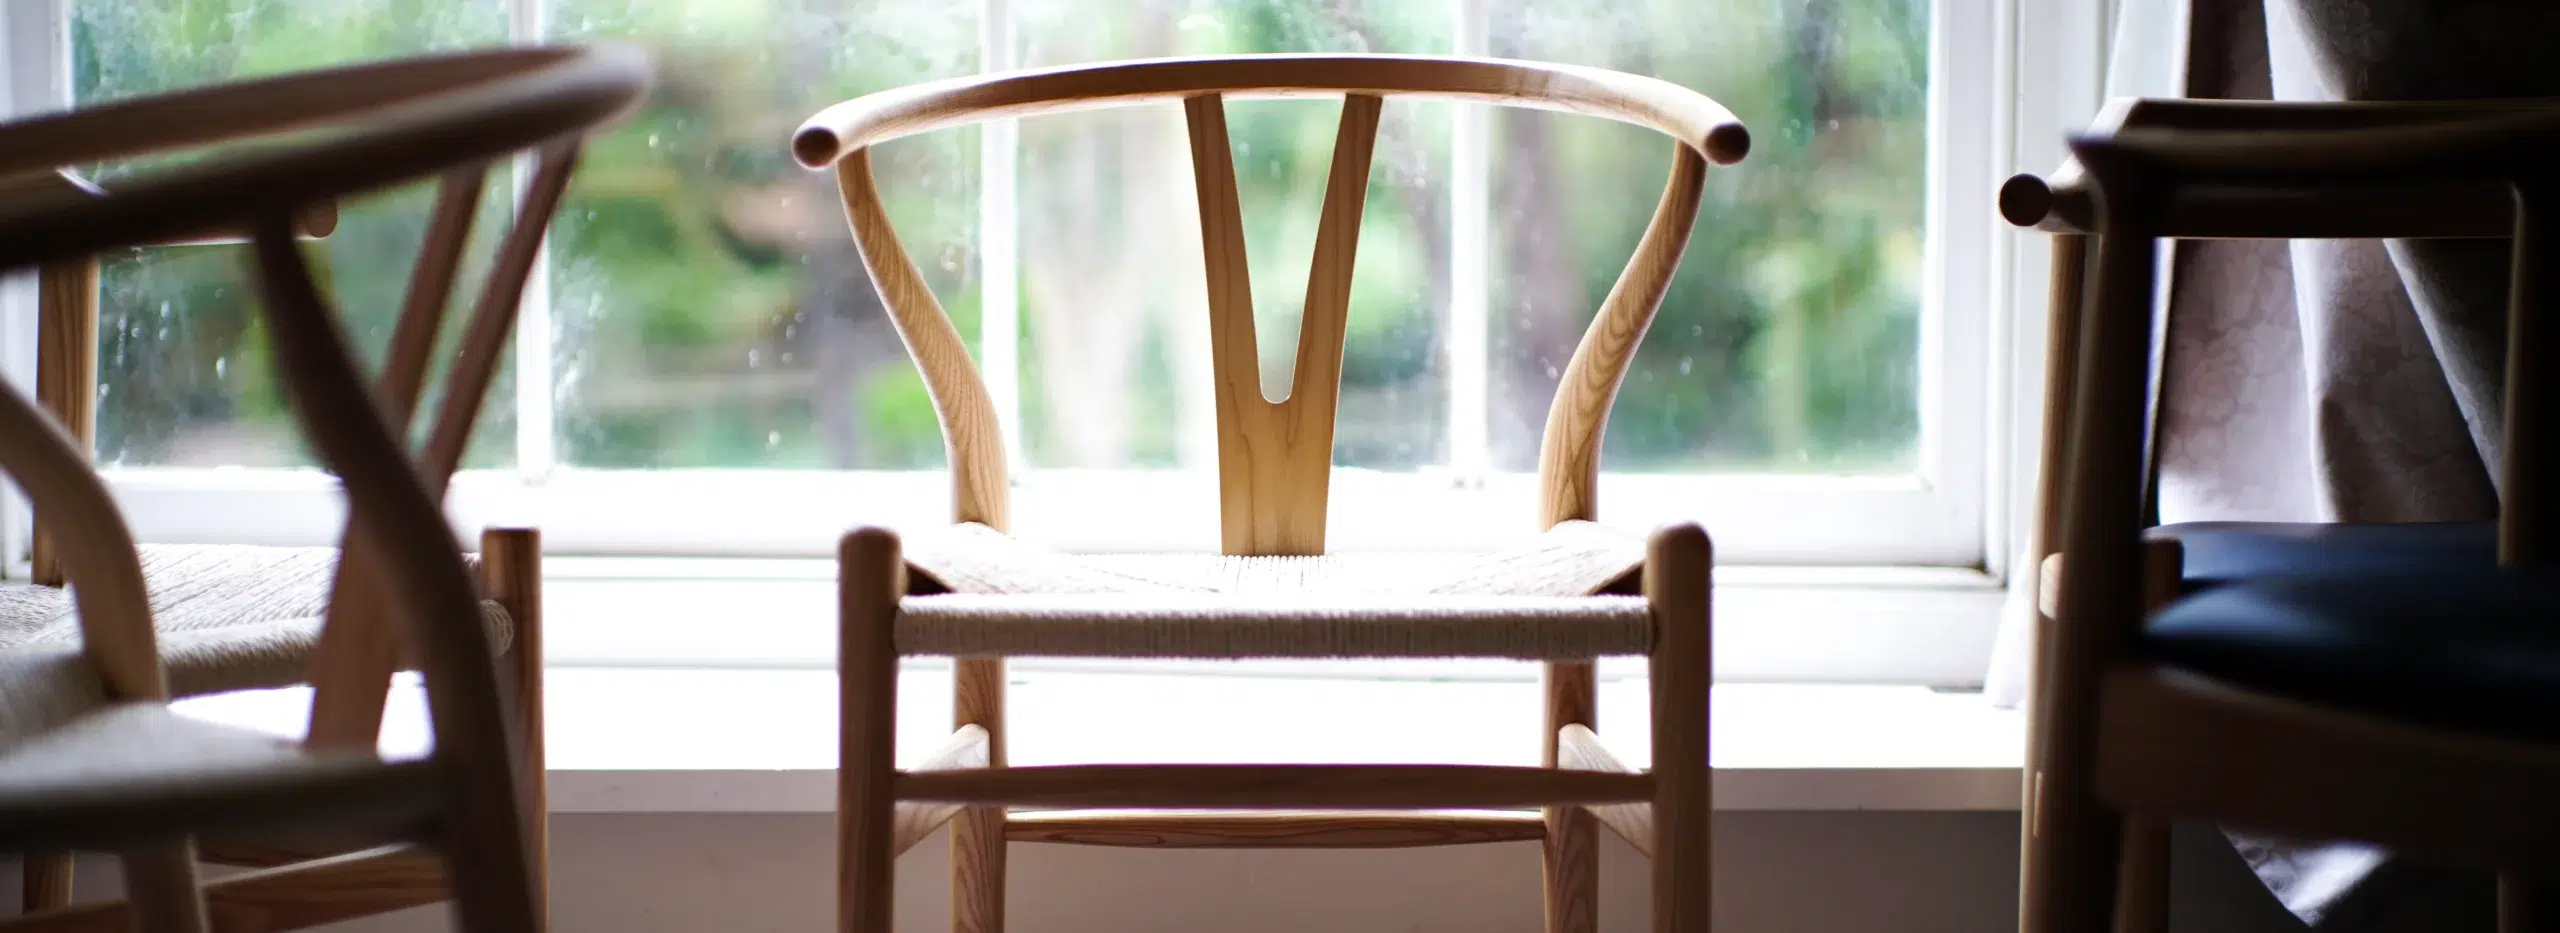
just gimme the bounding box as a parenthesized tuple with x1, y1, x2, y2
(793, 54, 1748, 933)
(2018, 104, 2560, 933)
(0, 45, 649, 933)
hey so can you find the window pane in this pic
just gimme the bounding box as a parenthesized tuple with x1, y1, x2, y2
(549, 0, 978, 468)
(1011, 0, 1451, 470)
(1487, 0, 1927, 473)
(75, 0, 513, 468)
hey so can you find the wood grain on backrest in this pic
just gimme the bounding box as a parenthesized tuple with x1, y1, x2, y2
(798, 55, 1747, 555)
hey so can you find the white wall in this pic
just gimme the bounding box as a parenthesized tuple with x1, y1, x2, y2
(7, 812, 2341, 933)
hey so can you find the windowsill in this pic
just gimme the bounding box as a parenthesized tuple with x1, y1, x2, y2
(172, 672, 2024, 815)
(530, 557, 2009, 685)
(166, 556, 2020, 815)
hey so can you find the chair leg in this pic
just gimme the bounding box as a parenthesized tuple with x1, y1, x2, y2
(1647, 525, 1713, 933)
(2500, 876, 2560, 933)
(2113, 818, 2169, 933)
(1543, 661, 1598, 933)
(952, 657, 1006, 933)
(23, 853, 73, 912)
(482, 527, 546, 925)
(841, 529, 904, 933)
(119, 842, 208, 933)
(2108, 540, 2182, 933)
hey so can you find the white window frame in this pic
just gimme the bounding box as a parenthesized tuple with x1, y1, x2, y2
(2, 0, 2110, 686)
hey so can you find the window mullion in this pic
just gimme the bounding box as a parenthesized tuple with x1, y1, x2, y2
(978, 0, 1023, 469)
(1447, 0, 1491, 480)
(509, 0, 557, 482)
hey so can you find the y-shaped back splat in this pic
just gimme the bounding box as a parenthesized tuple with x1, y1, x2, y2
(1184, 93, 1381, 556)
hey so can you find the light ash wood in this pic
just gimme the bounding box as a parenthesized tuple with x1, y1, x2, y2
(1182, 92, 1381, 555)
(807, 56, 1737, 552)
(1002, 809, 1546, 848)
(890, 725, 993, 857)
(1542, 660, 1600, 933)
(897, 765, 1652, 810)
(6, 846, 448, 933)
(833, 151, 1008, 531)
(29, 257, 97, 588)
(839, 529, 904, 933)
(249, 220, 537, 933)
(1555, 724, 1653, 857)
(951, 658, 1006, 933)
(119, 843, 211, 933)
(1537, 145, 1707, 528)
(304, 144, 579, 757)
(0, 48, 646, 270)
(794, 55, 1747, 169)
(1647, 525, 1712, 933)
(480, 527, 546, 921)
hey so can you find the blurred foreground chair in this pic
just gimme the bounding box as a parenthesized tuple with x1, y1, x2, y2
(795, 55, 1746, 933)
(2022, 104, 2560, 933)
(0, 45, 647, 933)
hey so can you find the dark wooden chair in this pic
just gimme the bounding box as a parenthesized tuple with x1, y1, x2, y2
(0, 44, 648, 933)
(2018, 102, 2560, 933)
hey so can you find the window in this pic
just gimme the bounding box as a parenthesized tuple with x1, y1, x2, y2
(8, 0, 2071, 684)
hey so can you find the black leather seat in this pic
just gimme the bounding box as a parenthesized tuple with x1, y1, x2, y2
(2150, 521, 2497, 590)
(2146, 570, 2560, 743)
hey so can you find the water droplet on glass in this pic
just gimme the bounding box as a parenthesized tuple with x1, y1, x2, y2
(767, 431, 781, 447)
(1677, 357, 1693, 375)
(215, 357, 227, 378)
(746, 349, 761, 367)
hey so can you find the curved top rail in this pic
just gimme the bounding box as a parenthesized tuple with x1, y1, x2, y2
(0, 43, 650, 269)
(793, 54, 1748, 168)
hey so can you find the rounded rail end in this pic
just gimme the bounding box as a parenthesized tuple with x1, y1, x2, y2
(792, 126, 842, 169)
(1705, 122, 1751, 165)
(1998, 172, 2054, 227)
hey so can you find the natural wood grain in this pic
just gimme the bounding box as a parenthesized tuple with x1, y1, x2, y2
(810, 57, 1734, 553)
(1541, 660, 1599, 933)
(1536, 145, 1707, 526)
(481, 527, 546, 923)
(118, 842, 210, 933)
(890, 725, 993, 857)
(4, 847, 448, 933)
(951, 657, 1007, 933)
(834, 151, 1009, 530)
(794, 55, 1746, 169)
(21, 854, 73, 913)
(302, 165, 486, 756)
(308, 144, 575, 757)
(29, 257, 98, 589)
(899, 765, 1651, 810)
(1555, 725, 1652, 857)
(1002, 809, 1545, 848)
(0, 46, 650, 269)
(1182, 92, 1382, 556)
(840, 529, 904, 933)
(0, 323, 159, 702)
(2095, 668, 2560, 868)
(1647, 524, 1712, 933)
(2028, 143, 2160, 933)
